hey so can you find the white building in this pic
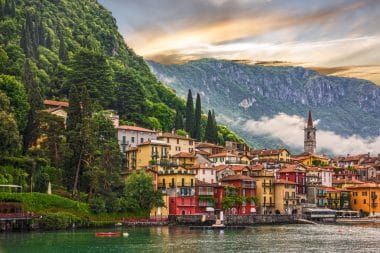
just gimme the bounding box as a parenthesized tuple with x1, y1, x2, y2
(209, 152, 241, 165)
(117, 125, 158, 153)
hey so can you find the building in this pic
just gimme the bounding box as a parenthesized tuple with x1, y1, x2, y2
(307, 186, 327, 207)
(277, 164, 307, 204)
(195, 142, 224, 155)
(274, 179, 300, 215)
(189, 164, 218, 184)
(209, 152, 241, 165)
(221, 175, 257, 215)
(43, 99, 69, 124)
(251, 168, 275, 214)
(291, 152, 329, 166)
(251, 149, 291, 163)
(171, 152, 196, 168)
(157, 132, 195, 156)
(157, 166, 197, 216)
(117, 125, 158, 154)
(195, 180, 217, 214)
(326, 188, 350, 210)
(304, 111, 316, 154)
(347, 183, 380, 216)
(125, 140, 170, 170)
(306, 167, 333, 187)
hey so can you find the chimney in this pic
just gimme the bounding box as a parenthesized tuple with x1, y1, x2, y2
(347, 154, 350, 157)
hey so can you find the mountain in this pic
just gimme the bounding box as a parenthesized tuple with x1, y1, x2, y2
(147, 59, 380, 153)
(0, 0, 184, 132)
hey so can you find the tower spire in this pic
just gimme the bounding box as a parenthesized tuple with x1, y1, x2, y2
(307, 110, 313, 127)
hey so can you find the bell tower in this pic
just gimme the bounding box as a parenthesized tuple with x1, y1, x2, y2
(304, 111, 316, 154)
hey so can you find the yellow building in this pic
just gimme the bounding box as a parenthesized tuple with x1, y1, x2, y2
(125, 140, 170, 170)
(251, 149, 291, 163)
(274, 179, 300, 215)
(347, 183, 380, 216)
(251, 169, 275, 214)
(157, 132, 195, 156)
(292, 152, 329, 166)
(325, 188, 351, 210)
(171, 152, 196, 168)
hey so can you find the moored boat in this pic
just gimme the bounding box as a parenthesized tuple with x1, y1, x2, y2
(95, 232, 122, 237)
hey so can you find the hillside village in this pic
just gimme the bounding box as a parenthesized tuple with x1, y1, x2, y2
(45, 99, 380, 219)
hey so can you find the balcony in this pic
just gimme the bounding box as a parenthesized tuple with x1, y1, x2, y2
(242, 182, 255, 189)
(284, 196, 298, 200)
(198, 191, 213, 196)
(198, 201, 215, 207)
(262, 182, 273, 188)
(262, 203, 275, 208)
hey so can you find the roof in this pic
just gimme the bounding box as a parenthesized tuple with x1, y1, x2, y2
(44, 99, 69, 107)
(341, 154, 369, 162)
(195, 179, 218, 187)
(273, 179, 297, 185)
(221, 175, 254, 181)
(278, 164, 306, 173)
(251, 149, 288, 156)
(307, 110, 313, 127)
(157, 132, 195, 140)
(138, 140, 170, 146)
(172, 152, 195, 158)
(196, 142, 224, 149)
(209, 152, 240, 158)
(195, 150, 211, 155)
(346, 183, 380, 189)
(117, 125, 157, 133)
(229, 165, 250, 172)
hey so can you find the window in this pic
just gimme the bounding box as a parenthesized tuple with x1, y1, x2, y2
(263, 196, 266, 203)
(189, 140, 193, 145)
(182, 178, 185, 187)
(363, 199, 366, 204)
(353, 199, 357, 204)
(191, 179, 194, 187)
(131, 137, 135, 143)
(140, 138, 144, 143)
(243, 189, 246, 196)
(211, 170, 214, 175)
(203, 169, 205, 175)
(162, 179, 165, 187)
(362, 192, 367, 196)
(171, 178, 175, 187)
(177, 138, 179, 144)
(122, 136, 126, 144)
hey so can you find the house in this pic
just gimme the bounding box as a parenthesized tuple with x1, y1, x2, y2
(43, 99, 69, 124)
(325, 188, 351, 210)
(195, 142, 224, 155)
(274, 179, 301, 215)
(157, 132, 195, 156)
(215, 165, 235, 182)
(209, 152, 241, 165)
(189, 164, 217, 184)
(157, 166, 197, 216)
(116, 125, 158, 153)
(251, 168, 275, 214)
(125, 140, 170, 170)
(307, 186, 327, 208)
(291, 152, 329, 166)
(195, 180, 217, 214)
(251, 149, 291, 163)
(305, 166, 333, 187)
(277, 164, 307, 204)
(346, 183, 380, 216)
(337, 154, 370, 168)
(171, 152, 196, 168)
(221, 175, 256, 215)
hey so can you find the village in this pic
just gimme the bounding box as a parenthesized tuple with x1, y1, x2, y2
(44, 100, 380, 222)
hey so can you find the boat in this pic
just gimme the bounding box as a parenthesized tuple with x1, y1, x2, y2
(95, 232, 122, 237)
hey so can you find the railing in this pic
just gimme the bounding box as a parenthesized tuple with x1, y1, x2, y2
(262, 182, 273, 188)
(198, 202, 215, 207)
(284, 196, 298, 200)
(262, 203, 275, 207)
(198, 191, 213, 196)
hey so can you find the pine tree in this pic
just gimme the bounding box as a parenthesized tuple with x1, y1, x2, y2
(21, 59, 44, 153)
(185, 89, 194, 137)
(174, 110, 184, 130)
(193, 93, 202, 140)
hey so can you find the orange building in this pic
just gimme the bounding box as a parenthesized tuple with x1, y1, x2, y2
(346, 183, 380, 216)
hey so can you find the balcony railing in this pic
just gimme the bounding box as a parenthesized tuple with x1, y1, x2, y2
(198, 201, 215, 207)
(198, 191, 213, 196)
(284, 196, 298, 200)
(262, 182, 273, 188)
(262, 203, 275, 207)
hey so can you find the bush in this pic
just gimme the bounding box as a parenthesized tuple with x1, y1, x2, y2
(89, 197, 106, 214)
(39, 212, 88, 230)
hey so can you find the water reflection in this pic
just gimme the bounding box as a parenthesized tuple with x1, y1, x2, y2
(1, 224, 379, 253)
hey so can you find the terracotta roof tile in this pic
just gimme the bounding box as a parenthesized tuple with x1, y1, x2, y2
(117, 125, 157, 133)
(44, 99, 69, 107)
(221, 175, 254, 181)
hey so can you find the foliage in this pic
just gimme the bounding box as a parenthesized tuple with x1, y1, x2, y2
(194, 93, 202, 140)
(39, 212, 86, 230)
(185, 89, 194, 137)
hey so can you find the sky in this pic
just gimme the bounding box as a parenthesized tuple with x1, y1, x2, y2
(99, 0, 380, 84)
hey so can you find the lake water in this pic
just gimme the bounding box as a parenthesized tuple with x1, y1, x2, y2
(1, 224, 379, 252)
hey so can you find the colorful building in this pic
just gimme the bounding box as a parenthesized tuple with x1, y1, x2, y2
(221, 175, 256, 215)
(251, 168, 275, 214)
(116, 125, 158, 153)
(251, 149, 291, 163)
(274, 179, 300, 215)
(347, 183, 380, 216)
(209, 152, 241, 165)
(157, 132, 195, 156)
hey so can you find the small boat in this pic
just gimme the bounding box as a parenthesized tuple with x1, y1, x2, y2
(95, 232, 122, 237)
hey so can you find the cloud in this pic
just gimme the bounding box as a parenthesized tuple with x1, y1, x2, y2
(243, 113, 380, 156)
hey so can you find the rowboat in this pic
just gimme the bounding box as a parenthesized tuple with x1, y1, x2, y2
(95, 232, 121, 237)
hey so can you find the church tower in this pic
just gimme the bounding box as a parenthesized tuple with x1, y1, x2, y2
(304, 111, 316, 154)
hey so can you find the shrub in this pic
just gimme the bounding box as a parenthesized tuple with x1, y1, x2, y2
(39, 212, 87, 230)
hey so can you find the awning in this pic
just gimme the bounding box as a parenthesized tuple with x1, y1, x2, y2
(206, 207, 215, 212)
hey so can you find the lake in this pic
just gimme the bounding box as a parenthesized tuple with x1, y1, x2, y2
(1, 224, 379, 252)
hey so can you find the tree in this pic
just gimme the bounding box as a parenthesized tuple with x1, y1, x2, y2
(185, 89, 194, 137)
(0, 74, 30, 130)
(205, 110, 218, 143)
(193, 93, 202, 140)
(21, 59, 44, 153)
(123, 171, 164, 214)
(174, 110, 184, 130)
(58, 28, 68, 62)
(0, 91, 20, 156)
(115, 69, 146, 125)
(66, 49, 113, 108)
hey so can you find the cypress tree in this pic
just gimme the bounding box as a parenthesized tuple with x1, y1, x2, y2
(58, 30, 68, 62)
(174, 110, 184, 130)
(0, 1, 4, 21)
(4, 0, 10, 16)
(45, 32, 52, 49)
(10, 0, 15, 18)
(185, 89, 194, 137)
(205, 110, 214, 143)
(193, 93, 202, 140)
(211, 110, 218, 143)
(21, 59, 44, 153)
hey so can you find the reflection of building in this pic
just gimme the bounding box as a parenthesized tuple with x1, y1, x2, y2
(304, 111, 316, 154)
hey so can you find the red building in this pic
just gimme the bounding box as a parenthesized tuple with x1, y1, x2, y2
(195, 180, 216, 214)
(277, 164, 307, 194)
(168, 188, 197, 216)
(221, 175, 257, 215)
